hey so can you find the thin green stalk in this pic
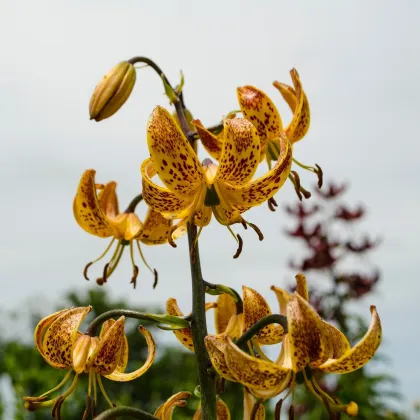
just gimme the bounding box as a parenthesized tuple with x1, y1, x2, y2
(94, 406, 158, 420)
(84, 309, 189, 336)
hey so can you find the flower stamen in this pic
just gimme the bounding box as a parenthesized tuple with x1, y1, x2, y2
(97, 373, 114, 408)
(292, 158, 323, 188)
(288, 171, 311, 201)
(83, 238, 116, 280)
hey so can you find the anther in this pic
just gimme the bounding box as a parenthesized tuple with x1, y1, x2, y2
(153, 269, 159, 289)
(247, 222, 264, 241)
(168, 230, 177, 248)
(83, 262, 93, 281)
(250, 400, 263, 420)
(288, 404, 295, 420)
(275, 398, 284, 420)
(315, 164, 323, 188)
(233, 234, 244, 259)
(130, 265, 139, 289)
(267, 197, 278, 212)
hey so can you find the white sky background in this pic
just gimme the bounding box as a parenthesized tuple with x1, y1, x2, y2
(1, 0, 419, 412)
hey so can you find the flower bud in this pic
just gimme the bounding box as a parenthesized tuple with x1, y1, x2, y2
(89, 61, 136, 121)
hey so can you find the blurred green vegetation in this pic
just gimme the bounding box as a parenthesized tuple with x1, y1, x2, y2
(0, 289, 246, 419)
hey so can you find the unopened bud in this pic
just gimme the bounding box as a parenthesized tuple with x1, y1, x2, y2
(72, 334, 92, 373)
(346, 402, 358, 416)
(89, 61, 136, 121)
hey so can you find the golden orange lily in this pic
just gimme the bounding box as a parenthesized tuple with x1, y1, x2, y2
(141, 106, 292, 236)
(205, 274, 381, 417)
(24, 307, 156, 418)
(194, 70, 321, 198)
(74, 169, 184, 287)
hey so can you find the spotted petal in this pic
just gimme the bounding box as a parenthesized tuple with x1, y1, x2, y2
(205, 335, 236, 382)
(237, 85, 283, 151)
(99, 319, 129, 373)
(147, 106, 204, 197)
(88, 316, 125, 375)
(322, 321, 351, 359)
(73, 170, 115, 238)
(141, 159, 195, 219)
(287, 294, 330, 372)
(222, 132, 292, 209)
(273, 68, 310, 143)
(42, 307, 91, 369)
(155, 391, 191, 420)
(224, 337, 291, 397)
(138, 208, 172, 245)
(243, 286, 284, 345)
(271, 285, 290, 316)
(105, 325, 156, 381)
(318, 306, 382, 373)
(34, 308, 71, 364)
(215, 118, 260, 185)
(193, 119, 223, 160)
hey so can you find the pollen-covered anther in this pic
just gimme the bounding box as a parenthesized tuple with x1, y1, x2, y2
(246, 221, 264, 241)
(289, 171, 311, 201)
(233, 234, 244, 259)
(130, 265, 139, 289)
(153, 269, 158, 289)
(267, 197, 278, 212)
(83, 262, 93, 281)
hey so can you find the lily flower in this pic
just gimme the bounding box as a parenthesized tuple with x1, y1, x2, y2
(141, 106, 292, 250)
(24, 307, 156, 418)
(74, 169, 184, 287)
(194, 70, 321, 200)
(205, 274, 382, 417)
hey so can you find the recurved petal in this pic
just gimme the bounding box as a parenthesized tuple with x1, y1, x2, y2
(192, 119, 223, 160)
(318, 306, 382, 373)
(34, 308, 70, 362)
(97, 181, 119, 219)
(147, 106, 204, 197)
(166, 298, 194, 352)
(73, 170, 115, 238)
(98, 319, 128, 373)
(225, 337, 291, 394)
(215, 118, 260, 185)
(42, 307, 91, 369)
(237, 86, 283, 149)
(215, 293, 237, 335)
(270, 286, 290, 316)
(244, 388, 265, 420)
(205, 335, 236, 382)
(295, 273, 309, 301)
(223, 132, 292, 208)
(243, 286, 284, 345)
(138, 208, 172, 245)
(141, 159, 195, 219)
(88, 316, 125, 375)
(105, 325, 156, 381)
(273, 69, 310, 143)
(155, 392, 191, 420)
(287, 294, 330, 372)
(322, 321, 351, 359)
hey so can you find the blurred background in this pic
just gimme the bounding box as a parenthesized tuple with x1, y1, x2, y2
(1, 0, 419, 418)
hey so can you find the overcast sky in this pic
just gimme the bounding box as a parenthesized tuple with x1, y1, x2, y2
(1, 0, 419, 414)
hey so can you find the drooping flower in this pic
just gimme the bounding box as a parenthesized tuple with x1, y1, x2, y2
(205, 274, 382, 417)
(24, 307, 156, 418)
(141, 106, 292, 248)
(74, 169, 185, 287)
(194, 69, 321, 200)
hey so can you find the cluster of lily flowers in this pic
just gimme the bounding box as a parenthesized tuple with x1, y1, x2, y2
(23, 59, 382, 419)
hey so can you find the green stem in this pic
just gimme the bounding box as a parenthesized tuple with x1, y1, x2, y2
(171, 80, 217, 419)
(94, 406, 158, 420)
(187, 222, 217, 420)
(125, 194, 143, 213)
(236, 314, 288, 349)
(84, 309, 189, 336)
